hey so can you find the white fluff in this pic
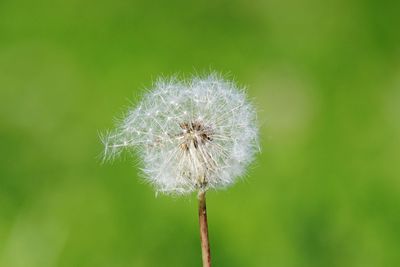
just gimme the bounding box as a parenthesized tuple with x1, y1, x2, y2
(103, 73, 259, 195)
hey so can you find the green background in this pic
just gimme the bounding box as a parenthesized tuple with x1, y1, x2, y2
(1, 0, 399, 266)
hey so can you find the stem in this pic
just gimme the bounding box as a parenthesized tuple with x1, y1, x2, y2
(198, 191, 211, 267)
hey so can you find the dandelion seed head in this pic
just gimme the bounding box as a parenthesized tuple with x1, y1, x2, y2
(103, 73, 259, 195)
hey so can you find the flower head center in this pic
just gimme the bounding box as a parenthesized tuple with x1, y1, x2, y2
(179, 121, 213, 151)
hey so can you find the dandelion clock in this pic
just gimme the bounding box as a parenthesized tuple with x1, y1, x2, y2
(102, 73, 259, 266)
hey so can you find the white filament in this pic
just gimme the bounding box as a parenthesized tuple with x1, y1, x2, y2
(103, 73, 259, 195)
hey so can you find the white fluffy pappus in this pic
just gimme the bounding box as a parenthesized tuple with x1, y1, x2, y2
(103, 74, 259, 195)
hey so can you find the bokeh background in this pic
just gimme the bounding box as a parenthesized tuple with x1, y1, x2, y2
(1, 0, 400, 266)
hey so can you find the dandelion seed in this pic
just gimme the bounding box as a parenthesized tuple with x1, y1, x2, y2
(103, 73, 259, 195)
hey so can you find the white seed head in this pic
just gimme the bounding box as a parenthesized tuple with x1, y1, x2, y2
(103, 73, 259, 195)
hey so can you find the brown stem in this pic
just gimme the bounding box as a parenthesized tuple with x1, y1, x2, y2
(198, 191, 211, 267)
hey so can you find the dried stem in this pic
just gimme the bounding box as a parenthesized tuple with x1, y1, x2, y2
(198, 191, 211, 267)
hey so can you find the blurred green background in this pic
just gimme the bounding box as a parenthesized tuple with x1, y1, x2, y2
(1, 0, 400, 266)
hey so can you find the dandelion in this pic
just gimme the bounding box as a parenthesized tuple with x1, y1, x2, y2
(102, 73, 259, 266)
